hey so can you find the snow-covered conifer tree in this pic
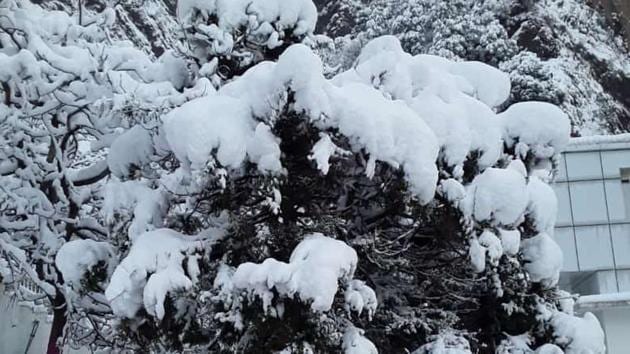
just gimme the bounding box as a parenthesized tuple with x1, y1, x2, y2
(2, 0, 609, 353)
(101, 2, 604, 353)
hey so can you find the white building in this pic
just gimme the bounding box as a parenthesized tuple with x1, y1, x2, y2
(553, 134, 630, 354)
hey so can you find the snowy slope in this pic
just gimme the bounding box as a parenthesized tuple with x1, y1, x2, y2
(506, 0, 630, 134)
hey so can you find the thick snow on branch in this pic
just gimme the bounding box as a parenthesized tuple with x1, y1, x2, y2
(108, 126, 156, 179)
(164, 95, 281, 172)
(412, 331, 472, 354)
(177, 0, 317, 56)
(103, 179, 167, 241)
(550, 311, 605, 354)
(527, 176, 558, 233)
(105, 228, 224, 319)
(500, 102, 571, 159)
(521, 233, 563, 287)
(343, 326, 378, 354)
(223, 233, 375, 314)
(55, 240, 115, 288)
(162, 36, 569, 207)
(461, 167, 528, 226)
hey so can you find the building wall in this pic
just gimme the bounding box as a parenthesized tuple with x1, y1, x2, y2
(553, 143, 630, 293)
(596, 308, 630, 354)
(0, 291, 50, 354)
(554, 140, 630, 354)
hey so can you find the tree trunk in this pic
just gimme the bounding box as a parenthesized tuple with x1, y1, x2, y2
(46, 296, 66, 354)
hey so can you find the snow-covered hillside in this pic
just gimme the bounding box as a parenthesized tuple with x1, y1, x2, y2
(319, 0, 630, 135)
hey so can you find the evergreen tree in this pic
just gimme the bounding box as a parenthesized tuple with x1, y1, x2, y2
(1, 1, 608, 353)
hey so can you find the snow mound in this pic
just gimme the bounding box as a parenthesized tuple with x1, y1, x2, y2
(462, 167, 528, 225)
(527, 176, 558, 233)
(344, 279, 378, 320)
(228, 233, 373, 313)
(55, 240, 115, 288)
(551, 311, 605, 354)
(500, 102, 571, 159)
(343, 326, 378, 354)
(163, 95, 281, 172)
(521, 233, 563, 288)
(108, 126, 155, 179)
(105, 228, 223, 319)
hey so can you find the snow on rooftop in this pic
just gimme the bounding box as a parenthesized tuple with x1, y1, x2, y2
(566, 133, 630, 150)
(575, 292, 630, 310)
